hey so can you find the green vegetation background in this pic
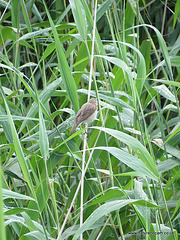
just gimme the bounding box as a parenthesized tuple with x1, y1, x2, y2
(0, 0, 180, 239)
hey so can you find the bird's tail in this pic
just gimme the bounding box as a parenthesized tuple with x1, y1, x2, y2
(70, 123, 77, 135)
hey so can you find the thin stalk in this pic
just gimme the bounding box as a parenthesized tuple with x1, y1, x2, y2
(80, 1, 98, 239)
(0, 165, 6, 240)
(80, 134, 87, 240)
(57, 128, 102, 239)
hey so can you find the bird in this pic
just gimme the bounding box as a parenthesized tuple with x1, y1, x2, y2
(70, 98, 97, 135)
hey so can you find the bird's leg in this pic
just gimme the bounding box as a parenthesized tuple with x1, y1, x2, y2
(83, 124, 88, 135)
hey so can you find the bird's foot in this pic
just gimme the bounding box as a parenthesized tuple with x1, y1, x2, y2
(83, 129, 88, 135)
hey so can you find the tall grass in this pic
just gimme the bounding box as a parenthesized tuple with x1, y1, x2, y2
(0, 0, 180, 239)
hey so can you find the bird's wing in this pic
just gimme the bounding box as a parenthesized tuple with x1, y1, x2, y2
(76, 103, 96, 123)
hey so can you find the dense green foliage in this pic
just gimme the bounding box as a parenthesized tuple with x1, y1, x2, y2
(0, 0, 180, 239)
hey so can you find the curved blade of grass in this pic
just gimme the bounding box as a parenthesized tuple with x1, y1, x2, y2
(72, 199, 160, 240)
(96, 0, 114, 22)
(62, 224, 105, 240)
(0, 115, 40, 121)
(120, 42, 146, 96)
(98, 41, 146, 96)
(77, 87, 134, 110)
(150, 79, 180, 88)
(2, 189, 34, 201)
(0, 63, 36, 103)
(92, 146, 158, 181)
(42, 0, 79, 113)
(24, 231, 51, 240)
(92, 127, 159, 177)
(96, 55, 131, 75)
(18, 27, 52, 41)
(136, 25, 173, 81)
(88, 188, 125, 207)
(152, 85, 176, 103)
(19, 78, 61, 133)
(0, 85, 34, 194)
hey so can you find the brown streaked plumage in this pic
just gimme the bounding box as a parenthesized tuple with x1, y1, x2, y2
(70, 98, 97, 135)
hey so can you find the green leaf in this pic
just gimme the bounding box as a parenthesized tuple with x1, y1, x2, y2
(4, 207, 37, 216)
(2, 189, 34, 201)
(150, 79, 180, 88)
(173, 0, 180, 28)
(41, 42, 56, 61)
(96, 0, 114, 22)
(152, 85, 176, 103)
(23, 231, 48, 240)
(0, 85, 34, 194)
(92, 127, 159, 178)
(72, 199, 160, 240)
(19, 78, 61, 133)
(152, 140, 180, 159)
(96, 55, 131, 75)
(18, 27, 52, 41)
(140, 40, 151, 77)
(39, 105, 49, 160)
(42, 0, 79, 113)
(93, 146, 158, 181)
(78, 88, 134, 110)
(0, 26, 13, 45)
(88, 188, 126, 206)
(69, 0, 87, 41)
(157, 159, 180, 173)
